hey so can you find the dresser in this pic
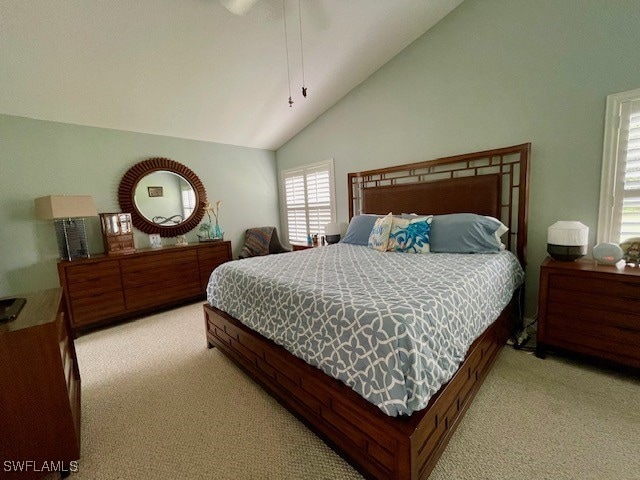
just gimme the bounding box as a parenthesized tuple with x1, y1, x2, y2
(0, 288, 81, 477)
(537, 257, 640, 368)
(58, 241, 232, 332)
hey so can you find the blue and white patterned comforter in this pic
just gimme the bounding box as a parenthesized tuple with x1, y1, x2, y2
(207, 244, 524, 416)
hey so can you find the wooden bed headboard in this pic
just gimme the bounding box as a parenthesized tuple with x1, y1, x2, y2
(348, 143, 530, 266)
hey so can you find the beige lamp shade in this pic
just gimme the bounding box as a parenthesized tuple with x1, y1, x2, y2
(35, 195, 98, 220)
(324, 223, 340, 236)
(547, 221, 589, 261)
(324, 222, 341, 244)
(547, 221, 589, 246)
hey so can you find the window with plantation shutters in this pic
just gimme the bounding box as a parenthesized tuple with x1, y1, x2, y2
(182, 187, 195, 220)
(598, 89, 640, 243)
(282, 160, 336, 244)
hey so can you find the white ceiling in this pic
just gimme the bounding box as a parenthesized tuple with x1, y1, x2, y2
(0, 0, 462, 150)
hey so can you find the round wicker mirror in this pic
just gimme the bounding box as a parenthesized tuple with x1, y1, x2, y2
(118, 158, 207, 237)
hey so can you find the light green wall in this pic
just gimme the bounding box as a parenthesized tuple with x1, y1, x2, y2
(276, 0, 640, 316)
(0, 114, 278, 297)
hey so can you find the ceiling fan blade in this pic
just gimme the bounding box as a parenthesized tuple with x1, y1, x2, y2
(220, 0, 260, 16)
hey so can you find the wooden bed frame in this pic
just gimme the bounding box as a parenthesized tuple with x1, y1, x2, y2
(204, 143, 530, 479)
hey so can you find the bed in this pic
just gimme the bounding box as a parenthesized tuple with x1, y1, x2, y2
(203, 143, 530, 479)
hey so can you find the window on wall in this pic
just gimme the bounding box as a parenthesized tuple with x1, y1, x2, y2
(182, 187, 195, 220)
(281, 160, 336, 244)
(598, 88, 640, 243)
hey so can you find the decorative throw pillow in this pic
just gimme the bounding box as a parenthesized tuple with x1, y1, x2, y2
(387, 216, 433, 253)
(342, 214, 384, 245)
(238, 226, 275, 258)
(368, 212, 393, 251)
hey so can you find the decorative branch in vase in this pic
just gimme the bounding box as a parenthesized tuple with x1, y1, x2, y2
(198, 200, 223, 242)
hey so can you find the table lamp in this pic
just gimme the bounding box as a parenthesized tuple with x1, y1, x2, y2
(547, 221, 588, 261)
(35, 195, 98, 261)
(325, 223, 341, 244)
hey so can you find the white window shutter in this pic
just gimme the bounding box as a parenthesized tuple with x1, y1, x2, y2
(598, 89, 640, 244)
(181, 188, 196, 219)
(284, 171, 308, 244)
(620, 101, 640, 241)
(281, 160, 336, 244)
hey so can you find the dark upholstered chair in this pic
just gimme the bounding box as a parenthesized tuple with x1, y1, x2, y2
(238, 227, 291, 259)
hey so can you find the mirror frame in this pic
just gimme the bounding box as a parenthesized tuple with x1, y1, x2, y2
(118, 157, 207, 237)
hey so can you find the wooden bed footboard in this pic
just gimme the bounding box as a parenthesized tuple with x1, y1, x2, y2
(203, 294, 518, 480)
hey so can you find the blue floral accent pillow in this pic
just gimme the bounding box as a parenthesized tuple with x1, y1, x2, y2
(387, 216, 433, 253)
(368, 212, 393, 251)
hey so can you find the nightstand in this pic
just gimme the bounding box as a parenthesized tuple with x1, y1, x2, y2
(537, 257, 640, 368)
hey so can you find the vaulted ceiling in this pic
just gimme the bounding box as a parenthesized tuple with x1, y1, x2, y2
(0, 0, 462, 150)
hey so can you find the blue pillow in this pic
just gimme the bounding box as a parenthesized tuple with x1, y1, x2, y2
(341, 215, 383, 245)
(403, 213, 507, 253)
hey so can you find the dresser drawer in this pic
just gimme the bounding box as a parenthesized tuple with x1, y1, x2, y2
(62, 260, 126, 327)
(70, 290, 126, 326)
(200, 266, 216, 291)
(549, 274, 640, 301)
(120, 249, 197, 273)
(197, 243, 230, 261)
(122, 263, 199, 288)
(67, 274, 123, 300)
(548, 287, 638, 315)
(197, 244, 231, 290)
(125, 279, 201, 310)
(548, 301, 639, 332)
(545, 323, 639, 364)
(198, 252, 229, 270)
(64, 260, 121, 284)
(121, 251, 198, 289)
(546, 310, 640, 347)
(199, 259, 230, 290)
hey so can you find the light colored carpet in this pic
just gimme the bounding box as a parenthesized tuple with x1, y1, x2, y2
(73, 303, 640, 480)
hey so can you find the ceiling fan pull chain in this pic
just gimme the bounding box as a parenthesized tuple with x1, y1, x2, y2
(298, 0, 307, 98)
(283, 0, 293, 107)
